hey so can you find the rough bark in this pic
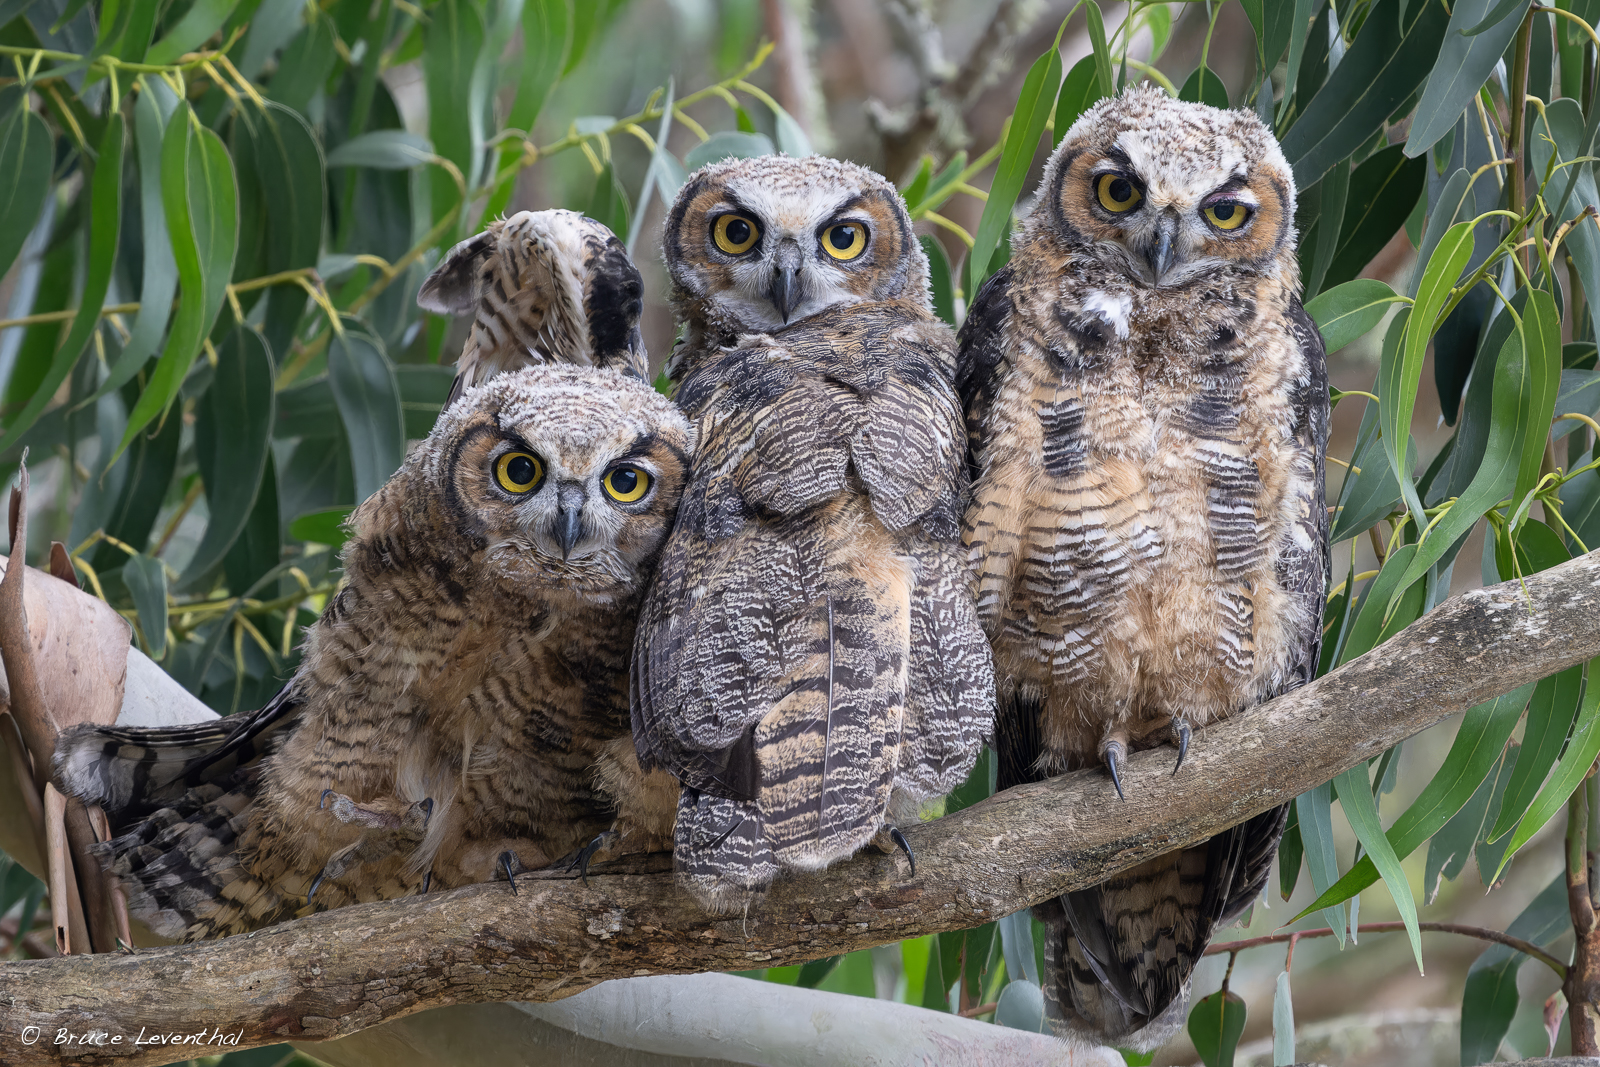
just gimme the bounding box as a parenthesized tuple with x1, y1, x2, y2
(2, 550, 1599, 1066)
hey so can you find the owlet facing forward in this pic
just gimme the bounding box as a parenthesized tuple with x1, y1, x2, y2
(635, 155, 994, 913)
(959, 88, 1329, 1049)
(55, 365, 690, 940)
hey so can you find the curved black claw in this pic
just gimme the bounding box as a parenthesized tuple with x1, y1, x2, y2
(319, 788, 334, 810)
(421, 871, 432, 894)
(567, 831, 619, 887)
(500, 850, 525, 895)
(1171, 718, 1192, 776)
(307, 870, 327, 905)
(888, 826, 916, 876)
(1104, 741, 1127, 801)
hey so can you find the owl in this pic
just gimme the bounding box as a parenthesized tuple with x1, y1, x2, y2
(53, 365, 690, 941)
(958, 88, 1329, 1050)
(417, 209, 649, 403)
(633, 154, 994, 914)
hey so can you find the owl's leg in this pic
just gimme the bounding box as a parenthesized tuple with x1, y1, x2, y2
(306, 793, 434, 902)
(568, 831, 620, 885)
(1099, 728, 1130, 801)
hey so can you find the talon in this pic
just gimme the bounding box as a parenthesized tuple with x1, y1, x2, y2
(888, 826, 916, 876)
(319, 788, 334, 810)
(1171, 717, 1191, 776)
(421, 871, 432, 894)
(307, 870, 327, 905)
(499, 850, 524, 895)
(1104, 740, 1127, 801)
(568, 831, 618, 887)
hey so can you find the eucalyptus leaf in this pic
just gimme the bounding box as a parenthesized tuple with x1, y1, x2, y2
(0, 106, 50, 285)
(683, 131, 774, 171)
(326, 130, 434, 170)
(328, 326, 405, 503)
(969, 39, 1059, 293)
(1406, 0, 1530, 157)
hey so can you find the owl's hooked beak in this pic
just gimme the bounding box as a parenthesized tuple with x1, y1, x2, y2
(1142, 211, 1180, 284)
(769, 238, 805, 323)
(554, 482, 586, 560)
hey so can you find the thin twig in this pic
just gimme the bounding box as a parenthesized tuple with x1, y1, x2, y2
(1205, 921, 1569, 978)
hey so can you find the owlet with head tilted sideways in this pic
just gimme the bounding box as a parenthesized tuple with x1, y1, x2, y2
(418, 208, 649, 402)
(958, 88, 1329, 1050)
(53, 218, 686, 941)
(635, 154, 994, 914)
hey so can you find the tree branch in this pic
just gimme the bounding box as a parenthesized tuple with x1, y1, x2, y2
(4, 550, 1600, 1066)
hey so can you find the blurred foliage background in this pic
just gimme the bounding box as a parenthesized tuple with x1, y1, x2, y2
(1, 1, 1600, 1065)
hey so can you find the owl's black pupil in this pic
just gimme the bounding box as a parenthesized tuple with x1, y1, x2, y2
(611, 468, 638, 494)
(1213, 203, 1237, 220)
(725, 218, 751, 244)
(1110, 178, 1132, 202)
(506, 455, 535, 485)
(830, 226, 855, 249)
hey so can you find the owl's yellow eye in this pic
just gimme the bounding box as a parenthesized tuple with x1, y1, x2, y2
(495, 451, 543, 494)
(821, 222, 867, 261)
(1204, 202, 1251, 231)
(1096, 173, 1142, 213)
(713, 214, 760, 254)
(603, 466, 651, 503)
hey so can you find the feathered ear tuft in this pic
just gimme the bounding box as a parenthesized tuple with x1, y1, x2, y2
(417, 229, 497, 314)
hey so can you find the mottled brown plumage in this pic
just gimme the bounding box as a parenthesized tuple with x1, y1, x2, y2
(417, 209, 648, 403)
(54, 366, 690, 941)
(958, 89, 1329, 1049)
(638, 155, 994, 912)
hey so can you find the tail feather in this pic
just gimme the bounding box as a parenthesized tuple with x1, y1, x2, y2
(1042, 805, 1287, 1051)
(673, 789, 776, 915)
(53, 687, 302, 822)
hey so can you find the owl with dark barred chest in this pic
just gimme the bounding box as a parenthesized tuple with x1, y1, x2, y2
(958, 89, 1329, 1050)
(635, 155, 994, 913)
(53, 366, 688, 941)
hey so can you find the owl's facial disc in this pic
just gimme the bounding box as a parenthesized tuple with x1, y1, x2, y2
(704, 200, 877, 328)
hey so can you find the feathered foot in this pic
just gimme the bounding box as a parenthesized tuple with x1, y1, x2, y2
(308, 793, 434, 904)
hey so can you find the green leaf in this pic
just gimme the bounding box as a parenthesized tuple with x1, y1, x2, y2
(231, 102, 323, 280)
(289, 505, 354, 550)
(1460, 874, 1570, 1066)
(328, 326, 405, 503)
(969, 40, 1060, 293)
(627, 78, 675, 253)
(181, 328, 275, 589)
(1494, 658, 1600, 878)
(0, 105, 49, 287)
(1188, 988, 1246, 1067)
(122, 552, 169, 658)
(265, 10, 337, 114)
(816, 949, 876, 998)
(770, 102, 813, 157)
(506, 0, 570, 138)
(993, 978, 1048, 1032)
(946, 747, 995, 815)
(1292, 683, 1535, 917)
(795, 955, 841, 989)
(683, 130, 774, 171)
(997, 908, 1040, 986)
(1340, 543, 1428, 666)
(1335, 760, 1423, 971)
(1384, 223, 1474, 528)
(0, 113, 122, 453)
(1179, 65, 1229, 109)
(90, 403, 181, 570)
(919, 234, 955, 328)
(1406, 0, 1531, 157)
(1532, 99, 1600, 352)
(1278, 803, 1304, 900)
(1305, 279, 1403, 353)
(1329, 397, 1415, 543)
(425, 0, 487, 224)
(116, 104, 238, 465)
(1240, 0, 1296, 74)
(1281, 0, 1450, 187)
(565, 0, 603, 75)
(1490, 663, 1583, 842)
(1279, 0, 1318, 123)
(1324, 146, 1427, 292)
(1425, 743, 1508, 900)
(1296, 782, 1347, 944)
(224, 450, 281, 597)
(326, 129, 435, 170)
(1463, 0, 1530, 35)
(1510, 290, 1563, 526)
(901, 935, 932, 1007)
(1302, 158, 1348, 299)
(1052, 55, 1100, 147)
(86, 82, 178, 407)
(1083, 1, 1114, 102)
(143, 0, 236, 65)
(1272, 972, 1295, 1066)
